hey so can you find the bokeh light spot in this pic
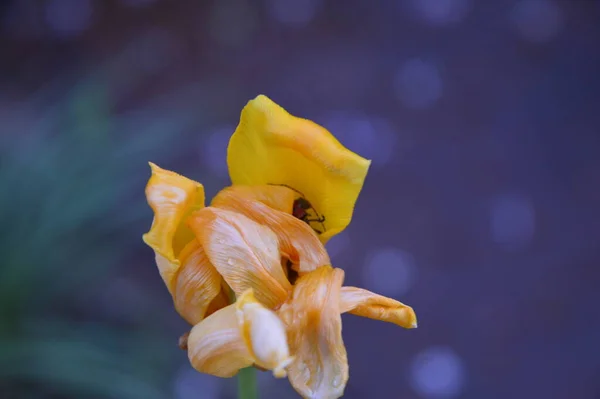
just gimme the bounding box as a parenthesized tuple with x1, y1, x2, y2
(45, 0, 93, 38)
(362, 248, 416, 297)
(410, 346, 466, 399)
(322, 112, 397, 167)
(394, 58, 443, 110)
(490, 194, 535, 250)
(511, 0, 563, 43)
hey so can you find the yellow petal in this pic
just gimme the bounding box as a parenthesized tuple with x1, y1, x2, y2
(143, 163, 205, 293)
(212, 186, 330, 274)
(280, 266, 348, 399)
(236, 289, 294, 377)
(172, 240, 226, 325)
(339, 287, 418, 329)
(227, 95, 371, 243)
(187, 305, 253, 378)
(188, 207, 291, 308)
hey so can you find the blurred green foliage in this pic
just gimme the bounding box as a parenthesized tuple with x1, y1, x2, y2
(0, 58, 208, 398)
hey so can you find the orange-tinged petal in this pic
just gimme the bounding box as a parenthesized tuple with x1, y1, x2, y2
(339, 287, 418, 329)
(187, 290, 292, 378)
(143, 163, 205, 293)
(227, 95, 371, 243)
(280, 266, 348, 399)
(188, 207, 292, 308)
(205, 281, 232, 318)
(212, 186, 330, 274)
(213, 184, 296, 213)
(236, 289, 294, 377)
(172, 240, 226, 325)
(187, 305, 253, 378)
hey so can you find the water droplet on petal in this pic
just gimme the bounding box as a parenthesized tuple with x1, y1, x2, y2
(227, 258, 235, 266)
(218, 238, 225, 244)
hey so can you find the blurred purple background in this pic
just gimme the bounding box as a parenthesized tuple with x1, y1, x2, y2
(1, 0, 599, 398)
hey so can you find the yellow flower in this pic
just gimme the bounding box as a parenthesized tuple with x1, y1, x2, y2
(187, 187, 416, 399)
(143, 95, 416, 398)
(227, 95, 371, 243)
(143, 94, 370, 324)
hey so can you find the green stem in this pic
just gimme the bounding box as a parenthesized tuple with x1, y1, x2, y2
(237, 367, 257, 399)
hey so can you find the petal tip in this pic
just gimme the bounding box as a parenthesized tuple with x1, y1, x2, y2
(272, 355, 294, 378)
(249, 94, 274, 108)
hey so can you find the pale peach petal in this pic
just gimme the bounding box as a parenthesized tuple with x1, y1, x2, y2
(236, 289, 294, 378)
(281, 266, 348, 399)
(172, 240, 226, 325)
(188, 207, 291, 308)
(339, 287, 418, 329)
(212, 186, 330, 274)
(187, 290, 292, 378)
(187, 305, 253, 378)
(143, 163, 205, 293)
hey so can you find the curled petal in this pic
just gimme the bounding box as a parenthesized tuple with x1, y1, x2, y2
(213, 184, 295, 213)
(187, 290, 292, 378)
(236, 289, 294, 377)
(143, 163, 205, 293)
(340, 287, 417, 329)
(212, 186, 330, 274)
(282, 266, 348, 399)
(205, 282, 232, 317)
(173, 240, 226, 325)
(187, 305, 253, 378)
(227, 95, 371, 243)
(188, 207, 291, 308)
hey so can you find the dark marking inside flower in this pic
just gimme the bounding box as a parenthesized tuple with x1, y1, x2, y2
(285, 259, 299, 285)
(268, 183, 326, 234)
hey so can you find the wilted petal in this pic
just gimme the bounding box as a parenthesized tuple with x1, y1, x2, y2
(205, 281, 232, 317)
(188, 207, 291, 308)
(187, 305, 253, 378)
(227, 95, 371, 243)
(213, 184, 295, 213)
(236, 289, 294, 377)
(281, 266, 348, 399)
(187, 290, 292, 378)
(340, 287, 417, 329)
(173, 240, 226, 325)
(212, 186, 330, 274)
(143, 163, 205, 293)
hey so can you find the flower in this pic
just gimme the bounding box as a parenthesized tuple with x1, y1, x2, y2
(143, 95, 417, 398)
(189, 187, 417, 399)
